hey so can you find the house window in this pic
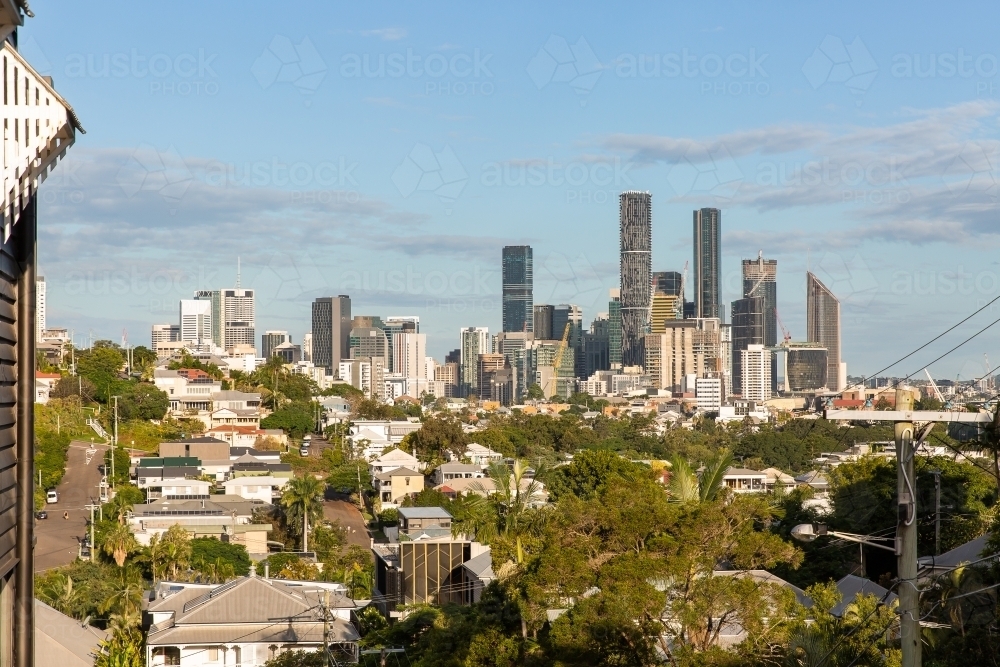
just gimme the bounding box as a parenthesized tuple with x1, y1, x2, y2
(152, 647, 181, 665)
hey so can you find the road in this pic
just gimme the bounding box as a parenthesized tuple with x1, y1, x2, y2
(322, 492, 370, 550)
(34, 440, 109, 572)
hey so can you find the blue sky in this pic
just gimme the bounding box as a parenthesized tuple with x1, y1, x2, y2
(24, 1, 1000, 379)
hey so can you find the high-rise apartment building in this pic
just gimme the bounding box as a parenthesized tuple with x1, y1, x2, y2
(806, 273, 843, 391)
(393, 333, 427, 383)
(730, 296, 764, 396)
(312, 296, 352, 374)
(741, 344, 772, 402)
(583, 314, 610, 378)
(179, 299, 213, 345)
(742, 253, 777, 346)
(35, 277, 45, 341)
(261, 330, 290, 359)
(502, 246, 533, 333)
(222, 288, 255, 351)
(194, 290, 224, 348)
(693, 208, 721, 319)
(435, 362, 460, 398)
(620, 192, 652, 367)
(493, 331, 531, 401)
(384, 316, 419, 372)
(653, 271, 683, 296)
(302, 332, 312, 362)
(784, 343, 829, 392)
(151, 324, 180, 346)
(608, 289, 622, 367)
(644, 321, 709, 392)
(477, 353, 507, 399)
(533, 304, 554, 340)
(350, 327, 389, 365)
(459, 327, 490, 397)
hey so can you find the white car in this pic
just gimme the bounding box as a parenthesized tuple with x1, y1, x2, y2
(46, 490, 58, 504)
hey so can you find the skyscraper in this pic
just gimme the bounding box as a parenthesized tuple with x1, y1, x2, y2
(384, 317, 418, 372)
(608, 289, 622, 367)
(693, 208, 721, 319)
(741, 344, 773, 402)
(262, 330, 290, 359)
(502, 246, 533, 333)
(194, 290, 223, 348)
(653, 271, 683, 296)
(393, 332, 428, 397)
(222, 288, 255, 351)
(533, 304, 554, 340)
(552, 304, 584, 378)
(312, 295, 352, 374)
(742, 253, 778, 347)
(731, 296, 764, 396)
(179, 299, 213, 345)
(620, 192, 652, 367)
(459, 327, 490, 397)
(806, 273, 843, 391)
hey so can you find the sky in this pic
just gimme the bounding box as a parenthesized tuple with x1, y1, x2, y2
(22, 1, 1000, 380)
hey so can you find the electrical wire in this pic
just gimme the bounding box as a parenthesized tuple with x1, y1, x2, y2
(898, 312, 1000, 386)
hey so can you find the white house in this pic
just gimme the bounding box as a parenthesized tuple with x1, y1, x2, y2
(369, 448, 423, 481)
(432, 463, 484, 486)
(220, 476, 288, 503)
(154, 368, 222, 413)
(145, 478, 212, 501)
(347, 420, 422, 459)
(720, 467, 767, 494)
(35, 371, 60, 404)
(464, 443, 504, 467)
(145, 575, 360, 667)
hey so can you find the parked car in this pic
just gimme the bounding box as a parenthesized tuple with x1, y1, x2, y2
(299, 446, 310, 457)
(45, 490, 58, 504)
(35, 511, 47, 520)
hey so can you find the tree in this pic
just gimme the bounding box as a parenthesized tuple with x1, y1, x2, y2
(667, 448, 734, 503)
(458, 459, 547, 566)
(118, 382, 169, 421)
(51, 375, 97, 402)
(147, 524, 191, 581)
(98, 564, 145, 618)
(95, 615, 145, 667)
(190, 537, 251, 576)
(102, 521, 140, 567)
(405, 416, 469, 459)
(263, 650, 328, 667)
(261, 401, 316, 438)
(545, 449, 648, 501)
(280, 476, 325, 551)
(76, 346, 125, 403)
(525, 383, 544, 401)
(265, 553, 319, 580)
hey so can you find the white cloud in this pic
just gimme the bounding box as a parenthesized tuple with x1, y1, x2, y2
(360, 27, 407, 41)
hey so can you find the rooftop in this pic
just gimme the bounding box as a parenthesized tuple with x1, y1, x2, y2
(397, 506, 452, 520)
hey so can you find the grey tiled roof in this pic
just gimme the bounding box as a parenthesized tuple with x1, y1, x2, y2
(397, 506, 452, 520)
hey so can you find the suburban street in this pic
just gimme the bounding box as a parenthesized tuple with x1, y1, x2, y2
(34, 441, 108, 572)
(323, 493, 370, 550)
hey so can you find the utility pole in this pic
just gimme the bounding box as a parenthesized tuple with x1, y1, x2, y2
(111, 395, 119, 489)
(894, 387, 920, 667)
(85, 504, 97, 562)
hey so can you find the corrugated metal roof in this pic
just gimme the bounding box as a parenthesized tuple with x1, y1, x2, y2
(147, 620, 357, 645)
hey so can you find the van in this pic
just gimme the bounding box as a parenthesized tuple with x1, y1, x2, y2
(46, 490, 58, 504)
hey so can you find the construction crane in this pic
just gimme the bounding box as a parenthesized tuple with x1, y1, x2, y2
(553, 322, 571, 375)
(774, 306, 792, 343)
(984, 353, 994, 392)
(924, 368, 945, 402)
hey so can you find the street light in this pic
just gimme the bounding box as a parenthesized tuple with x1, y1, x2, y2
(791, 523, 900, 555)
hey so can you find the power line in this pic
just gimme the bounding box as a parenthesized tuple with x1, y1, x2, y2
(900, 312, 1000, 385)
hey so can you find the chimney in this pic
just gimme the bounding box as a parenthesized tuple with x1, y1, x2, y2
(264, 562, 269, 579)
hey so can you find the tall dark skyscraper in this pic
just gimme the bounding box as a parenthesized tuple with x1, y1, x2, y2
(653, 271, 683, 296)
(312, 295, 352, 374)
(807, 272, 842, 391)
(742, 253, 777, 346)
(731, 296, 764, 396)
(620, 192, 652, 367)
(608, 289, 622, 367)
(552, 304, 584, 377)
(693, 208, 721, 319)
(533, 304, 554, 340)
(502, 245, 533, 333)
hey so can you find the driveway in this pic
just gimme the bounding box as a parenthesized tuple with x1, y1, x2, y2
(34, 441, 108, 572)
(322, 493, 370, 550)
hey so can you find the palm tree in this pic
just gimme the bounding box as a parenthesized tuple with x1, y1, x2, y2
(195, 556, 235, 584)
(41, 573, 77, 617)
(459, 459, 547, 565)
(99, 565, 145, 618)
(102, 521, 140, 567)
(281, 475, 325, 552)
(667, 449, 734, 503)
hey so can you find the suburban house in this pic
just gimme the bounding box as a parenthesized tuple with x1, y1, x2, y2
(795, 471, 830, 493)
(129, 496, 271, 554)
(347, 419, 422, 459)
(34, 371, 60, 404)
(154, 369, 222, 413)
(230, 447, 282, 463)
(159, 437, 230, 461)
(918, 532, 997, 581)
(375, 468, 424, 508)
(145, 479, 212, 501)
(134, 458, 202, 489)
(463, 443, 504, 467)
(397, 507, 453, 540)
(369, 448, 423, 481)
(720, 467, 767, 494)
(832, 575, 897, 617)
(206, 424, 272, 449)
(761, 467, 797, 492)
(457, 550, 496, 604)
(699, 570, 812, 648)
(221, 476, 289, 503)
(144, 575, 360, 666)
(432, 463, 484, 486)
(231, 454, 293, 479)
(36, 599, 109, 667)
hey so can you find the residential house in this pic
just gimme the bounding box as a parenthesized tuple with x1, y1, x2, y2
(134, 457, 202, 489)
(457, 550, 496, 604)
(35, 371, 60, 404)
(372, 538, 490, 616)
(205, 424, 271, 448)
(795, 471, 830, 493)
(159, 437, 229, 461)
(35, 599, 109, 667)
(761, 467, 796, 492)
(231, 454, 293, 479)
(720, 467, 767, 494)
(397, 507, 453, 540)
(154, 368, 222, 413)
(230, 447, 282, 463)
(918, 533, 997, 582)
(221, 476, 289, 503)
(144, 575, 360, 666)
(347, 420, 422, 459)
(432, 463, 484, 486)
(369, 448, 423, 481)
(374, 467, 424, 508)
(145, 478, 212, 501)
(832, 575, 897, 617)
(705, 570, 812, 648)
(464, 443, 504, 467)
(129, 496, 271, 553)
